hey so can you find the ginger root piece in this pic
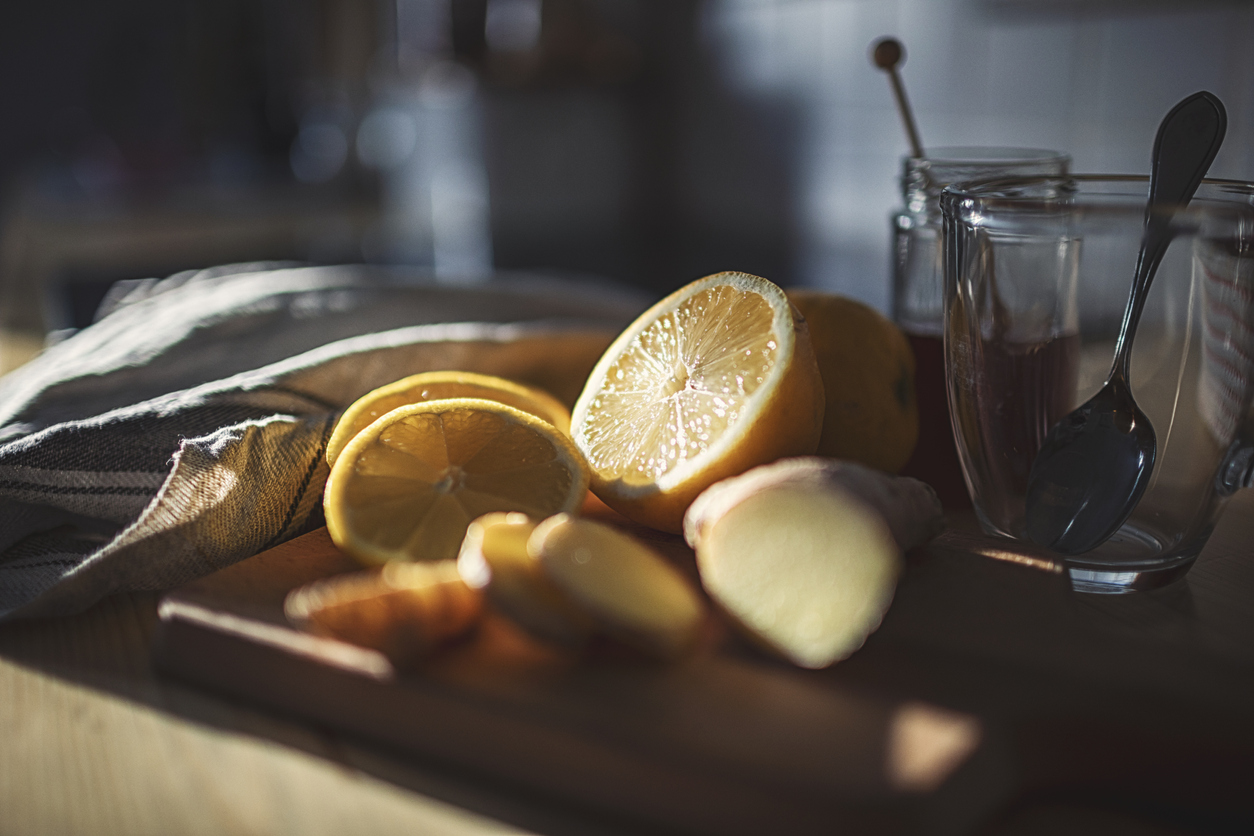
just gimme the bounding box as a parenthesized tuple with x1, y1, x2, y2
(457, 512, 594, 649)
(684, 457, 944, 669)
(285, 560, 483, 668)
(529, 514, 706, 660)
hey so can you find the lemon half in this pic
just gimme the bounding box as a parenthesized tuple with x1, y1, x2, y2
(570, 272, 824, 532)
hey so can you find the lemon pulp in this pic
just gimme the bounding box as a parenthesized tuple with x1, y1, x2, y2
(578, 285, 779, 486)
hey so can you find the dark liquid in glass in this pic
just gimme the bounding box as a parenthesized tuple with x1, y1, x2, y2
(900, 333, 971, 508)
(953, 331, 1082, 528)
(902, 332, 1081, 513)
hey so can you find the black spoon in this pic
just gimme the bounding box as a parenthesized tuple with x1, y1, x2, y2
(1024, 91, 1226, 555)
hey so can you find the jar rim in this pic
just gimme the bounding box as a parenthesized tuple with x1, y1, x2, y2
(904, 146, 1070, 166)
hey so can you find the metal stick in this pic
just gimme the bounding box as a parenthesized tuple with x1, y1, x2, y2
(871, 37, 924, 159)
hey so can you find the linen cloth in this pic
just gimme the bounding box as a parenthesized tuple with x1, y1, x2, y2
(0, 263, 645, 619)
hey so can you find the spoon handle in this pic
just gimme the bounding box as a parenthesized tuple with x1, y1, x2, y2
(1111, 91, 1227, 382)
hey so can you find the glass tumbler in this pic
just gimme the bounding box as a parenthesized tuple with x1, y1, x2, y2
(893, 148, 1070, 508)
(942, 175, 1254, 592)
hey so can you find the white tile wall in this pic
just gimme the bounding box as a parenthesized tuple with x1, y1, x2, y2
(704, 0, 1254, 312)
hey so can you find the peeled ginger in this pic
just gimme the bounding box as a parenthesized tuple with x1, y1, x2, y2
(684, 458, 944, 669)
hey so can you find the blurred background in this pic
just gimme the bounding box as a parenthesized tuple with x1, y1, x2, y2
(1, 0, 1252, 371)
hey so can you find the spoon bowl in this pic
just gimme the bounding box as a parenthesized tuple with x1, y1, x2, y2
(1024, 377, 1155, 553)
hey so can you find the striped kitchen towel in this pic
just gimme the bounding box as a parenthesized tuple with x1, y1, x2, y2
(0, 263, 644, 619)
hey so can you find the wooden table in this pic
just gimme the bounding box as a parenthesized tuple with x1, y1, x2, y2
(3, 491, 1253, 836)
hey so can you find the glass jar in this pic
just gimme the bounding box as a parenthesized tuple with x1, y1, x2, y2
(892, 147, 1070, 508)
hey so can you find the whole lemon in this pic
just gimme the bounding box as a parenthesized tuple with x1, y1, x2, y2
(786, 289, 918, 473)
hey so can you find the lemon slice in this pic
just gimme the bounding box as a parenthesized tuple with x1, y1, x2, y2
(570, 272, 824, 532)
(325, 399, 589, 565)
(327, 371, 572, 467)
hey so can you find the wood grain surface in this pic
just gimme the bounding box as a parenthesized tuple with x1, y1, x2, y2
(153, 527, 1001, 836)
(3, 492, 1253, 835)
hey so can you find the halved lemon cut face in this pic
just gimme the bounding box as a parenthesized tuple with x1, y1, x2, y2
(325, 399, 589, 565)
(327, 371, 571, 467)
(571, 272, 824, 532)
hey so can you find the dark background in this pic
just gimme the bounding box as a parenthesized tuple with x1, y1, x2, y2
(1, 0, 1252, 346)
(0, 0, 795, 337)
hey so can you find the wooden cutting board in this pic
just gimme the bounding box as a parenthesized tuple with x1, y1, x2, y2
(152, 496, 1254, 834)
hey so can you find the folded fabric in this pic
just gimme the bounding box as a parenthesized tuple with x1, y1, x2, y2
(0, 263, 645, 619)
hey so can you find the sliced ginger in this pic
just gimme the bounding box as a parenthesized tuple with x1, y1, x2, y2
(457, 512, 594, 649)
(285, 560, 483, 668)
(529, 514, 706, 660)
(684, 458, 944, 669)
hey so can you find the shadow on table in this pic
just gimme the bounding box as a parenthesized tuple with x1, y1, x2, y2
(0, 590, 658, 836)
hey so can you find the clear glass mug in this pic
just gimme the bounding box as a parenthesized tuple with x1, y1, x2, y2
(941, 175, 1254, 593)
(892, 148, 1070, 508)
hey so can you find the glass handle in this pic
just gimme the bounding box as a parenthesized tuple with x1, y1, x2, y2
(1215, 420, 1254, 496)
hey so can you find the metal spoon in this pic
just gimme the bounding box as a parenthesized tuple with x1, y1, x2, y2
(1024, 91, 1226, 555)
